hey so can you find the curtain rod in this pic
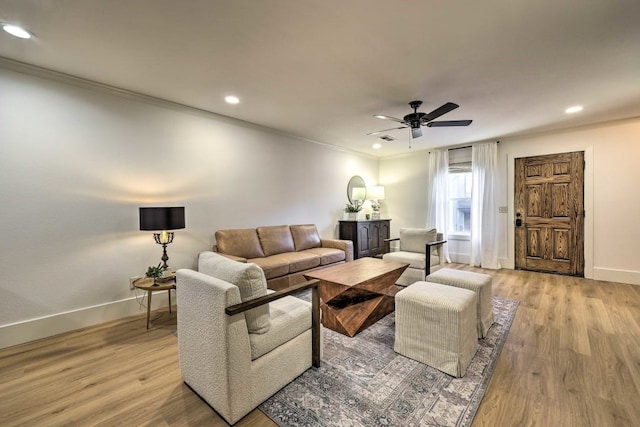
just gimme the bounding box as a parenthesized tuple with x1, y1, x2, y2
(449, 140, 500, 151)
(448, 145, 471, 151)
(429, 140, 499, 154)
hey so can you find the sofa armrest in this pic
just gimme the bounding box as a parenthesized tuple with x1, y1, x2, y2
(218, 253, 248, 263)
(425, 240, 447, 275)
(225, 279, 321, 367)
(425, 239, 447, 249)
(211, 245, 248, 262)
(383, 237, 400, 254)
(321, 239, 354, 262)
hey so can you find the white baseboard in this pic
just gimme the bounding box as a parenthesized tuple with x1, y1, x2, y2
(592, 267, 640, 286)
(498, 257, 511, 269)
(0, 290, 174, 350)
(450, 257, 638, 286)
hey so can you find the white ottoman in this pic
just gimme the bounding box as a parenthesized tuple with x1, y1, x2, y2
(426, 268, 494, 338)
(394, 281, 478, 377)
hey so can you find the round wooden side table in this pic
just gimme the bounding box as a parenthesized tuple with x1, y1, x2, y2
(133, 276, 176, 329)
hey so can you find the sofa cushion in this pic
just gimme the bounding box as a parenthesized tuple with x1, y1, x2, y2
(290, 224, 322, 251)
(399, 228, 437, 254)
(302, 247, 346, 265)
(383, 251, 440, 270)
(271, 252, 321, 273)
(198, 252, 270, 334)
(257, 225, 296, 256)
(215, 228, 265, 259)
(248, 295, 311, 360)
(249, 256, 290, 279)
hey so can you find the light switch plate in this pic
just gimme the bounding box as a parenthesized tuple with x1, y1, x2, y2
(498, 206, 508, 213)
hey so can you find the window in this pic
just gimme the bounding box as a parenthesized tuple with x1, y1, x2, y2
(448, 148, 472, 235)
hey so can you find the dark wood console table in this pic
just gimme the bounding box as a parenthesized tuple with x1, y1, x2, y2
(339, 219, 391, 259)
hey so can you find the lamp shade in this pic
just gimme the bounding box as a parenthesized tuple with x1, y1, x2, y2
(139, 207, 185, 231)
(368, 186, 385, 200)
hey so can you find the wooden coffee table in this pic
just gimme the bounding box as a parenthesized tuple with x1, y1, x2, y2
(304, 257, 408, 337)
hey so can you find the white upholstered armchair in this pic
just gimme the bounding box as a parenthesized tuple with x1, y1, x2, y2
(177, 252, 320, 425)
(382, 228, 446, 286)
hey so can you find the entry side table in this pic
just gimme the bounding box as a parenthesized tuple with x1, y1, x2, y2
(133, 277, 176, 329)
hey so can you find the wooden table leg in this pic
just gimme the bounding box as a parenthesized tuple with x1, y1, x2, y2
(146, 290, 152, 329)
(312, 285, 320, 368)
(168, 290, 172, 314)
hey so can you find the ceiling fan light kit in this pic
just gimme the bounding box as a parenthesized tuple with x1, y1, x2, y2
(369, 100, 472, 147)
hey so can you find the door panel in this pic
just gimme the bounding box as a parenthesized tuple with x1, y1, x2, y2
(527, 228, 542, 257)
(515, 151, 584, 276)
(357, 223, 372, 256)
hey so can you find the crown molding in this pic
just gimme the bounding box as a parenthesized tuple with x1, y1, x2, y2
(0, 56, 377, 160)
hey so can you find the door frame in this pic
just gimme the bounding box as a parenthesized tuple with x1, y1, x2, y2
(505, 145, 594, 279)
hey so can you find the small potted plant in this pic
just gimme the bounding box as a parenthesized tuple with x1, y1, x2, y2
(145, 263, 167, 286)
(344, 202, 363, 220)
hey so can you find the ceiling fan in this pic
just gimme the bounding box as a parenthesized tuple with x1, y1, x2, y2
(368, 100, 472, 147)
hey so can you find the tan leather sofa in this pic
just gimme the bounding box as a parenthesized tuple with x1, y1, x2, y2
(213, 224, 353, 290)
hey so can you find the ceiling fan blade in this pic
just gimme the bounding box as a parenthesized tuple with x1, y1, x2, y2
(366, 126, 408, 136)
(426, 120, 472, 127)
(411, 127, 423, 139)
(372, 114, 405, 124)
(422, 102, 459, 122)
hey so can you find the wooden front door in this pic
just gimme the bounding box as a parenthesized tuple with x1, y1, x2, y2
(515, 151, 584, 276)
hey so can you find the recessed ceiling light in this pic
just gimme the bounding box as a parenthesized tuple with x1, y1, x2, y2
(565, 105, 583, 114)
(2, 24, 33, 39)
(225, 95, 240, 104)
(372, 143, 382, 149)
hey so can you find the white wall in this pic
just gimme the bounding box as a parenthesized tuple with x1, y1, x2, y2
(0, 65, 378, 348)
(380, 118, 640, 285)
(378, 152, 429, 238)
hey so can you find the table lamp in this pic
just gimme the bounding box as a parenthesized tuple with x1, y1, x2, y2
(139, 206, 185, 269)
(368, 186, 385, 219)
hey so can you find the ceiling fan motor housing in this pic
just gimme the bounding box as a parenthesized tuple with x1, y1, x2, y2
(403, 112, 425, 128)
(406, 100, 425, 128)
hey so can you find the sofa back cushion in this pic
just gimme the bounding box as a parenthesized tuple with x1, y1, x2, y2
(215, 228, 265, 259)
(198, 251, 270, 334)
(290, 224, 322, 251)
(256, 225, 295, 256)
(400, 228, 438, 254)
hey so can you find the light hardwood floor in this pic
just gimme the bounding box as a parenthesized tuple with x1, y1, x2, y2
(1, 266, 639, 426)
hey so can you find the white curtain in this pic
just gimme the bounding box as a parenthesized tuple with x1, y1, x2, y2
(426, 149, 451, 262)
(470, 142, 500, 269)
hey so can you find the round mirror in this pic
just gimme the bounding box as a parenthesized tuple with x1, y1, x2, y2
(347, 175, 367, 204)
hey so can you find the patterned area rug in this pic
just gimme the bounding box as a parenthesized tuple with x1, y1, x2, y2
(260, 296, 518, 426)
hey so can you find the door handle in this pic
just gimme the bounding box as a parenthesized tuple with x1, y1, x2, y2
(515, 212, 522, 227)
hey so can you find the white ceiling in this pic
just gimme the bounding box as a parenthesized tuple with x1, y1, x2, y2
(1, 0, 640, 157)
